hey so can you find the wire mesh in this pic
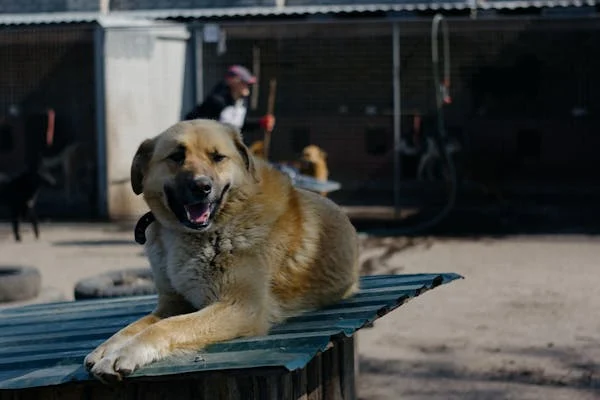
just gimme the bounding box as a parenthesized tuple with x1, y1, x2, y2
(0, 25, 97, 217)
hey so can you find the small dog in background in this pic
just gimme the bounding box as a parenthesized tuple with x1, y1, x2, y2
(299, 145, 329, 196)
(248, 140, 330, 196)
(248, 140, 266, 159)
(0, 162, 56, 242)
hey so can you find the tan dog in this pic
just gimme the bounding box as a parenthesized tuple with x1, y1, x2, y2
(299, 145, 329, 196)
(84, 119, 359, 383)
(248, 139, 265, 159)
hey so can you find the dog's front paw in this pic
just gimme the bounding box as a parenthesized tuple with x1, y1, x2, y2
(84, 339, 126, 372)
(90, 342, 159, 384)
(84, 344, 108, 372)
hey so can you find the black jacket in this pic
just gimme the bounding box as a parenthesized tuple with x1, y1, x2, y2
(185, 82, 261, 132)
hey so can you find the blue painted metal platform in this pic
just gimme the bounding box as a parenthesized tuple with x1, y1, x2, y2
(0, 273, 462, 390)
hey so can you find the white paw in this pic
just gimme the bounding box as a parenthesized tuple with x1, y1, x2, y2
(89, 342, 159, 384)
(84, 338, 127, 372)
(84, 344, 109, 372)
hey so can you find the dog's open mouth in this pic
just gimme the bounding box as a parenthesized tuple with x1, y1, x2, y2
(166, 183, 230, 231)
(183, 202, 213, 226)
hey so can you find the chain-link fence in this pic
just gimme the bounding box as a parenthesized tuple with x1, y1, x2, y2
(198, 17, 600, 207)
(2, 16, 599, 219)
(0, 25, 98, 217)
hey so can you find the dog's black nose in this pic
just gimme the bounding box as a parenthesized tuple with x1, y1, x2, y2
(190, 175, 212, 196)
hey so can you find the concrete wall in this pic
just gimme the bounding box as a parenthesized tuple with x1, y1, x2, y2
(102, 22, 192, 219)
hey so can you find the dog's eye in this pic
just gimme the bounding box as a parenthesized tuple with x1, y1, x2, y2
(168, 150, 186, 165)
(211, 153, 226, 163)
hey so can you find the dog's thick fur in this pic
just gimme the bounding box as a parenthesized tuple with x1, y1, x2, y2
(84, 119, 359, 383)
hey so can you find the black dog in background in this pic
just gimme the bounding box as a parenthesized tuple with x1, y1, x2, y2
(1, 109, 61, 242)
(0, 160, 56, 242)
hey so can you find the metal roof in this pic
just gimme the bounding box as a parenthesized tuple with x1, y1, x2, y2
(0, 12, 100, 26)
(478, 0, 596, 8)
(117, 3, 471, 18)
(0, 5, 455, 26)
(0, 0, 595, 26)
(0, 272, 462, 390)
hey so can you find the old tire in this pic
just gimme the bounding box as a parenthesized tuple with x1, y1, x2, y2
(0, 266, 42, 303)
(74, 268, 156, 300)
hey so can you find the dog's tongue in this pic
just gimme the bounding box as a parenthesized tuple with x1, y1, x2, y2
(184, 203, 211, 224)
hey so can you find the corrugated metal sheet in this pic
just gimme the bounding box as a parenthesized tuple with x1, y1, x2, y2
(0, 0, 99, 13)
(110, 0, 276, 10)
(478, 0, 596, 9)
(0, 5, 459, 26)
(0, 12, 99, 26)
(0, 273, 462, 390)
(119, 3, 471, 18)
(0, 1, 596, 26)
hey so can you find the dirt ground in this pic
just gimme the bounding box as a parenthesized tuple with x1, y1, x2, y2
(0, 223, 598, 399)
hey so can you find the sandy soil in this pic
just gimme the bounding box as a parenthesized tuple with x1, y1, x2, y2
(357, 235, 600, 399)
(0, 223, 598, 399)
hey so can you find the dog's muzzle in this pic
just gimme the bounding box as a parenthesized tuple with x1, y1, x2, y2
(165, 174, 229, 230)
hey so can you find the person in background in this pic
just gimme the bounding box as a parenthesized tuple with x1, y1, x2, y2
(185, 65, 275, 135)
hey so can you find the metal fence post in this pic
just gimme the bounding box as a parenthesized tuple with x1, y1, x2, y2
(392, 22, 402, 218)
(94, 24, 107, 219)
(194, 27, 204, 104)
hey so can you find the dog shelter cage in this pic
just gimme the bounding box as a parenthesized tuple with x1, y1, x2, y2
(195, 15, 600, 222)
(0, 16, 196, 221)
(2, 8, 600, 223)
(0, 24, 98, 218)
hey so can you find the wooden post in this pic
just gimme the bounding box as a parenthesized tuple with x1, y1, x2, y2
(307, 352, 323, 400)
(339, 337, 357, 400)
(262, 78, 277, 160)
(322, 342, 343, 400)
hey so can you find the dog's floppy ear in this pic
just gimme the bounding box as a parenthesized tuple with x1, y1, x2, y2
(130, 138, 155, 195)
(222, 124, 258, 181)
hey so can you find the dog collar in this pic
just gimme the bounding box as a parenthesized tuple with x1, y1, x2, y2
(134, 211, 156, 245)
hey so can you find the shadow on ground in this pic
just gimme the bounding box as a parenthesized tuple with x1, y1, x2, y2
(358, 342, 599, 400)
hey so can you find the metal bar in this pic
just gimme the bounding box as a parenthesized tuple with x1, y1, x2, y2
(392, 22, 402, 218)
(93, 25, 108, 219)
(251, 45, 260, 110)
(194, 28, 204, 104)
